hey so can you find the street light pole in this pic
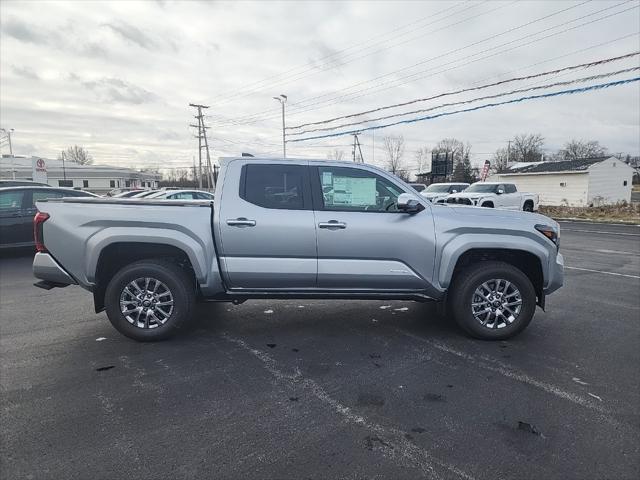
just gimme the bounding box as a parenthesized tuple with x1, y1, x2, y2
(273, 94, 287, 158)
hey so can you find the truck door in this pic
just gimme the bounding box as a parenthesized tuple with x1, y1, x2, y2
(216, 161, 317, 289)
(311, 165, 436, 291)
(494, 183, 508, 209)
(503, 184, 519, 209)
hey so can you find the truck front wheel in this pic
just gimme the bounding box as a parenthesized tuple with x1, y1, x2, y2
(449, 261, 536, 340)
(104, 259, 195, 341)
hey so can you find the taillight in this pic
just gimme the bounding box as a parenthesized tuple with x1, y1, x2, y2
(34, 212, 50, 252)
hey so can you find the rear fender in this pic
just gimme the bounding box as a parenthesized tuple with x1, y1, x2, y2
(85, 226, 224, 296)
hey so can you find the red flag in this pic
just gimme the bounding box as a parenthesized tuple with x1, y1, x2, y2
(480, 160, 490, 181)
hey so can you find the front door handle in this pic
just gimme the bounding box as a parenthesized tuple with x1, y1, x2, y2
(318, 220, 347, 229)
(227, 218, 256, 227)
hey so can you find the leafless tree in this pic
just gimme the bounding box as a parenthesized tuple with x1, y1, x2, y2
(58, 145, 93, 165)
(383, 135, 406, 176)
(511, 134, 544, 162)
(557, 139, 607, 160)
(326, 149, 345, 161)
(491, 147, 510, 173)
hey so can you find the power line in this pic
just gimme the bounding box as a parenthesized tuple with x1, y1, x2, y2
(287, 66, 640, 137)
(289, 76, 640, 143)
(287, 51, 640, 131)
(228, 1, 638, 128)
(219, 0, 600, 126)
(206, 1, 483, 108)
(277, 1, 637, 124)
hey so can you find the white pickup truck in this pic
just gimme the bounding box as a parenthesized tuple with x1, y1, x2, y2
(446, 182, 539, 212)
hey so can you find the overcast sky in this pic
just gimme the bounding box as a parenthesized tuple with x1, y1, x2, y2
(1, 0, 639, 175)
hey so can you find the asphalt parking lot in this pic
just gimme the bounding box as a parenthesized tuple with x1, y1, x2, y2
(1, 220, 639, 480)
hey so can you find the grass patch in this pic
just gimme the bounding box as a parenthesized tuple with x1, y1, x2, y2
(539, 204, 640, 224)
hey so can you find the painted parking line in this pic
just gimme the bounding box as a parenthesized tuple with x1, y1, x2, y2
(565, 266, 640, 279)
(562, 228, 640, 237)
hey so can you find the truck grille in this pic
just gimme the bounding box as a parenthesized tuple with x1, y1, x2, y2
(447, 197, 472, 205)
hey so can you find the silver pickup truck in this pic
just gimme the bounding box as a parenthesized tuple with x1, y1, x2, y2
(33, 157, 564, 341)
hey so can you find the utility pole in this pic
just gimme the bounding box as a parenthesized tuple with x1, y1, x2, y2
(352, 133, 364, 163)
(189, 103, 212, 189)
(1, 128, 15, 179)
(192, 155, 196, 188)
(273, 94, 287, 158)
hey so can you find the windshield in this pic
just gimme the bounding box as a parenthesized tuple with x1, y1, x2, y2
(465, 184, 498, 193)
(424, 184, 451, 193)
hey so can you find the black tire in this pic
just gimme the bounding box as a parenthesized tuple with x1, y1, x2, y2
(448, 261, 536, 340)
(481, 202, 494, 208)
(105, 259, 195, 341)
(523, 201, 534, 212)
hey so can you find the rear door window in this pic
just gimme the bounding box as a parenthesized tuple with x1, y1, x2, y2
(241, 164, 310, 210)
(505, 184, 517, 193)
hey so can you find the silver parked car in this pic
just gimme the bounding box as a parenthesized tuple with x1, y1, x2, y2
(146, 189, 214, 200)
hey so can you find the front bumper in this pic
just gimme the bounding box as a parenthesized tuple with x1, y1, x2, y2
(33, 252, 77, 286)
(544, 252, 564, 295)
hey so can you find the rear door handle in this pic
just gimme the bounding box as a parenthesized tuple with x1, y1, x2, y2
(226, 218, 256, 227)
(318, 220, 347, 229)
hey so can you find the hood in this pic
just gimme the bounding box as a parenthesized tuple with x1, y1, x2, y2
(439, 204, 558, 229)
(448, 191, 485, 199)
(421, 192, 448, 200)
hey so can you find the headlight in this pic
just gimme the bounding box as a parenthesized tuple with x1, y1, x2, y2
(535, 224, 560, 249)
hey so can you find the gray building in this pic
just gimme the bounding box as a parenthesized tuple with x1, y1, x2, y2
(0, 155, 160, 194)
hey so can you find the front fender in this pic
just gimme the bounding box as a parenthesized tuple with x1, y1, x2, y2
(437, 233, 551, 290)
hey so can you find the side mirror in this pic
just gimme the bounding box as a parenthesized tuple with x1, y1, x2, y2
(451, 189, 458, 193)
(397, 193, 422, 214)
(497, 188, 504, 195)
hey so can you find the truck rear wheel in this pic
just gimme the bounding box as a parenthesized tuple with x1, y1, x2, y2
(523, 201, 534, 212)
(104, 259, 195, 341)
(449, 261, 536, 340)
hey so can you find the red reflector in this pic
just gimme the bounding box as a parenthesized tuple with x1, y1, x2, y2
(34, 212, 50, 252)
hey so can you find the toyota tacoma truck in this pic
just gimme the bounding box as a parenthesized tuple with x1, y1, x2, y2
(32, 157, 563, 341)
(446, 182, 539, 211)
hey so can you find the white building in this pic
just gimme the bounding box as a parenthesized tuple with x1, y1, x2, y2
(0, 155, 160, 194)
(490, 157, 634, 207)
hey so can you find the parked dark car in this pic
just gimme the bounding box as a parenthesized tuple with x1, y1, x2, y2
(0, 186, 97, 249)
(0, 180, 50, 187)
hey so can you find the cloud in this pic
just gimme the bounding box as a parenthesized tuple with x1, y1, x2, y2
(79, 77, 160, 105)
(2, 17, 53, 45)
(103, 21, 161, 51)
(11, 65, 40, 80)
(307, 41, 346, 71)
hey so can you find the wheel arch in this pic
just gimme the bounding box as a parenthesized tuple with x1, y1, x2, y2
(439, 241, 547, 305)
(93, 242, 198, 312)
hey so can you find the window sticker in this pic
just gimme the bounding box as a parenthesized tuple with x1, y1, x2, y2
(322, 171, 333, 186)
(330, 176, 376, 206)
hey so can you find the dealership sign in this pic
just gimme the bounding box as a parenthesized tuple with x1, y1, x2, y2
(32, 157, 48, 184)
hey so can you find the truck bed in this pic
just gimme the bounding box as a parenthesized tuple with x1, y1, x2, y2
(43, 197, 213, 207)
